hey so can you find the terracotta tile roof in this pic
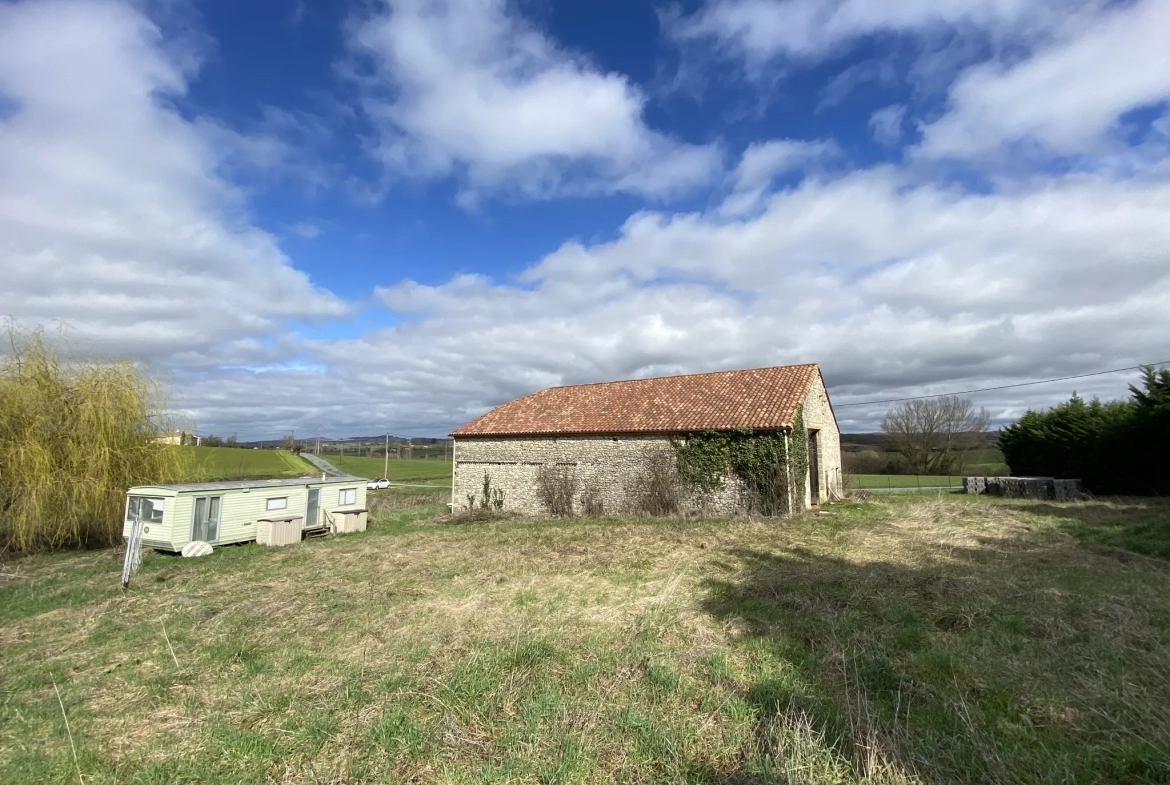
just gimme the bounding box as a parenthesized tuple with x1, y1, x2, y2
(452, 364, 822, 438)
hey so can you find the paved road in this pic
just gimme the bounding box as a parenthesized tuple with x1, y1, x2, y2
(301, 452, 345, 477)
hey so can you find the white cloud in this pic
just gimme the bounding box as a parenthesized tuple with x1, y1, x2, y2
(5, 0, 1168, 440)
(288, 221, 322, 239)
(335, 166, 1170, 434)
(346, 0, 721, 203)
(0, 0, 349, 364)
(869, 104, 906, 147)
(720, 138, 840, 215)
(671, 0, 1096, 68)
(918, 0, 1170, 159)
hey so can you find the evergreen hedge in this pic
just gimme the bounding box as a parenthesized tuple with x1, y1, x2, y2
(998, 367, 1170, 495)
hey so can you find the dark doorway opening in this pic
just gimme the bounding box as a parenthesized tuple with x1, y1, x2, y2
(808, 430, 820, 505)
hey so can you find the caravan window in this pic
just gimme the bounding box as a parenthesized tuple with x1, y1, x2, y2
(266, 497, 289, 511)
(126, 496, 165, 524)
(339, 488, 357, 506)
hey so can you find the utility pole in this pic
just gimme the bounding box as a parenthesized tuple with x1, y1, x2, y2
(383, 433, 389, 480)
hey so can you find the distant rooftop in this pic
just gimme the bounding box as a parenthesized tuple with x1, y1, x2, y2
(130, 476, 367, 493)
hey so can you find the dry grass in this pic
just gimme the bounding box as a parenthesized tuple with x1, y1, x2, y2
(2, 496, 1169, 784)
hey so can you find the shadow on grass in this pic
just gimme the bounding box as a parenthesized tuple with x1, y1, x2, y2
(689, 529, 1170, 784)
(1004, 498, 1170, 561)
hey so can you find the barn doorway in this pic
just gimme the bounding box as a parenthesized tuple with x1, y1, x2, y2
(807, 430, 820, 506)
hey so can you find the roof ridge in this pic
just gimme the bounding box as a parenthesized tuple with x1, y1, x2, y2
(542, 362, 819, 391)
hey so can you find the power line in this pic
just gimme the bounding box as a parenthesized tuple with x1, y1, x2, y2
(834, 360, 1170, 408)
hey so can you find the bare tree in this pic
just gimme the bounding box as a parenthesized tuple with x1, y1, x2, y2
(881, 396, 989, 475)
(281, 432, 302, 456)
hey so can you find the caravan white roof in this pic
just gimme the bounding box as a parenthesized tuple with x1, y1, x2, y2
(131, 476, 367, 493)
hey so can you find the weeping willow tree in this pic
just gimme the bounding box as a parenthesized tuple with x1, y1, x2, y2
(0, 327, 190, 554)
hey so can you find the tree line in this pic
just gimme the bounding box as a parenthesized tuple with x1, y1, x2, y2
(999, 367, 1170, 495)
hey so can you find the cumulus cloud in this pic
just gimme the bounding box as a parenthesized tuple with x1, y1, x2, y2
(0, 0, 349, 365)
(338, 166, 1170, 433)
(346, 0, 721, 203)
(670, 0, 1097, 68)
(869, 104, 906, 147)
(5, 0, 1168, 439)
(720, 139, 840, 215)
(917, 0, 1170, 160)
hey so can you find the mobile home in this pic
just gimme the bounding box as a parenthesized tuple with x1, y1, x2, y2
(123, 476, 369, 552)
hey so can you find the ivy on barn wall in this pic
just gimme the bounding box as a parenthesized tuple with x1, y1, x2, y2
(673, 406, 809, 515)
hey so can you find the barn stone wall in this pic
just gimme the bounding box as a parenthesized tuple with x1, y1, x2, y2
(803, 374, 842, 504)
(452, 435, 744, 517)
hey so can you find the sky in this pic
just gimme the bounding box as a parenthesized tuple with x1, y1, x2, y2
(1, 0, 1168, 439)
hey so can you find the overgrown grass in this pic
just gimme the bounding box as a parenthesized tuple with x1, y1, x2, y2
(190, 446, 316, 481)
(1006, 497, 1170, 561)
(2, 496, 1169, 783)
(331, 455, 453, 486)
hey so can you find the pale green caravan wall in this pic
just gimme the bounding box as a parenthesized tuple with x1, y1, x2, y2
(120, 488, 179, 550)
(125, 479, 372, 552)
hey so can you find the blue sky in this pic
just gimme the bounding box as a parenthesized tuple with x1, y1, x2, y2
(2, 0, 1169, 438)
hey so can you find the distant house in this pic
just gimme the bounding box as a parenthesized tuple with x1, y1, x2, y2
(154, 430, 199, 446)
(450, 363, 841, 516)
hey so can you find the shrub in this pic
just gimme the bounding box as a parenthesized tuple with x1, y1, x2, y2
(480, 472, 505, 511)
(0, 327, 189, 553)
(626, 451, 681, 517)
(999, 367, 1170, 495)
(536, 465, 578, 517)
(580, 483, 604, 517)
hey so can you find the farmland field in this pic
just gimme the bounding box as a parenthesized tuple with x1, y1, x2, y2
(331, 455, 453, 486)
(3, 496, 1169, 784)
(190, 446, 315, 481)
(847, 474, 966, 490)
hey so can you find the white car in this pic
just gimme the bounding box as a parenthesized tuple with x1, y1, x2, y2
(377, 478, 391, 489)
(367, 478, 390, 490)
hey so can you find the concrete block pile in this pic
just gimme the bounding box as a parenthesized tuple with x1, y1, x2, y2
(964, 476, 1084, 501)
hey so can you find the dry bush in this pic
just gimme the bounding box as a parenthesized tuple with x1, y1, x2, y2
(625, 450, 682, 517)
(580, 482, 604, 517)
(739, 463, 796, 517)
(368, 488, 448, 513)
(537, 465, 578, 517)
(0, 326, 189, 554)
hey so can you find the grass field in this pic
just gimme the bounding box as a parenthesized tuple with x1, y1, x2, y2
(3, 496, 1169, 784)
(190, 446, 315, 481)
(847, 474, 966, 490)
(331, 455, 453, 486)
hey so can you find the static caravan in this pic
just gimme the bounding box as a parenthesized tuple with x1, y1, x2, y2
(123, 476, 370, 552)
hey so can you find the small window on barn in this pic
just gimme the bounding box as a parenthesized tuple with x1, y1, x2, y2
(339, 488, 356, 506)
(266, 497, 288, 511)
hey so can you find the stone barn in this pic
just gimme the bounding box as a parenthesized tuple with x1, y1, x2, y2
(450, 363, 841, 516)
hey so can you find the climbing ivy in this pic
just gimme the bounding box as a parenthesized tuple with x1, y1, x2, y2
(788, 405, 808, 511)
(673, 406, 809, 516)
(673, 431, 731, 494)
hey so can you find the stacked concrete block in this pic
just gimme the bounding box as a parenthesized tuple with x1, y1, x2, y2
(963, 476, 987, 495)
(964, 476, 1084, 501)
(1053, 479, 1085, 501)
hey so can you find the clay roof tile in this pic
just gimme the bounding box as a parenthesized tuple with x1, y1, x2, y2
(452, 363, 821, 438)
